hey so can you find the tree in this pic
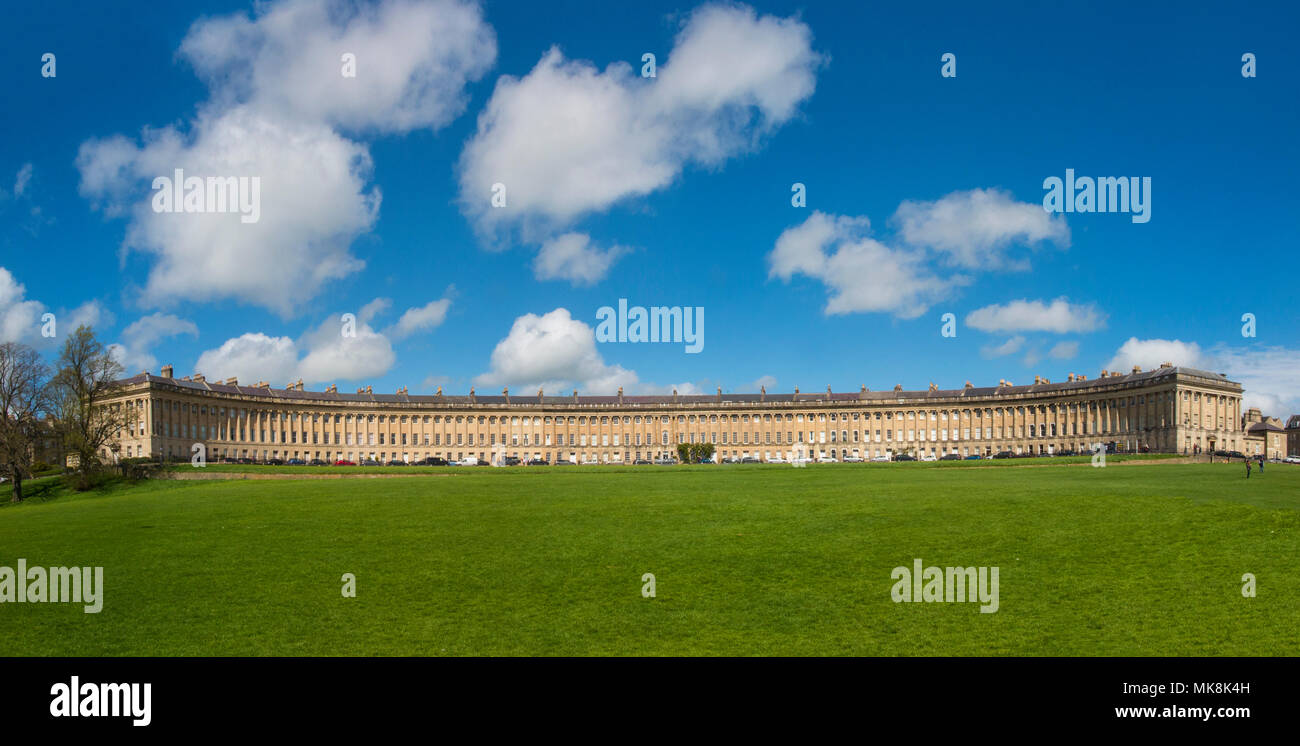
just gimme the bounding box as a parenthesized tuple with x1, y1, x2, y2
(49, 326, 130, 485)
(677, 442, 717, 464)
(0, 342, 52, 502)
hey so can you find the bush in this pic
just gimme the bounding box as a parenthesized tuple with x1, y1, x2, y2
(63, 469, 115, 492)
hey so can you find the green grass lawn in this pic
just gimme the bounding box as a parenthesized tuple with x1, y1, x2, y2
(1, 461, 1296, 656)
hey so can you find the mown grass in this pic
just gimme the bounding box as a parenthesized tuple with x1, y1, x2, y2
(0, 461, 1295, 656)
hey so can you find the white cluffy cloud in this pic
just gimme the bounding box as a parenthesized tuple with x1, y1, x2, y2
(458, 2, 825, 244)
(533, 233, 630, 286)
(768, 211, 964, 318)
(1104, 337, 1300, 415)
(195, 295, 450, 385)
(475, 308, 636, 394)
(981, 336, 1025, 359)
(385, 295, 452, 339)
(966, 298, 1106, 334)
(894, 188, 1069, 270)
(0, 266, 109, 346)
(474, 308, 704, 395)
(109, 313, 200, 372)
(770, 188, 1072, 319)
(77, 0, 496, 317)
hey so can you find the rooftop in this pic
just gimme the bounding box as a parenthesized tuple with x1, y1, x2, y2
(113, 364, 1241, 408)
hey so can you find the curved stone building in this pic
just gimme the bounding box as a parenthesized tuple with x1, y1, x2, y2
(101, 363, 1244, 465)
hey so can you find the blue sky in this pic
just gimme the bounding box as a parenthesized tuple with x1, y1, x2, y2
(2, 0, 1298, 413)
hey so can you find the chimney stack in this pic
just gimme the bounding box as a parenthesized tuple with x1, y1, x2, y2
(161, 364, 174, 379)
(225, 377, 238, 386)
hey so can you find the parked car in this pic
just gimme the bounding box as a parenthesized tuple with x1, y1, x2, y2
(360, 459, 380, 466)
(653, 458, 676, 465)
(525, 459, 549, 466)
(992, 451, 1013, 459)
(964, 454, 982, 460)
(385, 459, 407, 466)
(285, 458, 306, 466)
(334, 459, 356, 466)
(895, 454, 917, 462)
(553, 459, 574, 466)
(416, 457, 448, 466)
(266, 458, 285, 466)
(308, 459, 327, 466)
(842, 455, 864, 463)
(871, 455, 891, 462)
(939, 454, 963, 461)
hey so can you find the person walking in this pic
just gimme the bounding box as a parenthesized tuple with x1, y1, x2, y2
(1246, 459, 1252, 479)
(1258, 454, 1265, 473)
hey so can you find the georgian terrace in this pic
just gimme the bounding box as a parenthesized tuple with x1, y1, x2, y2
(102, 363, 1244, 465)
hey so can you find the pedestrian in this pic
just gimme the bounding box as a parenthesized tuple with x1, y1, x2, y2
(1258, 455, 1265, 473)
(1246, 459, 1252, 479)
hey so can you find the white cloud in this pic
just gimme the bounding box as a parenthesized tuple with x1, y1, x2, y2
(747, 374, 777, 391)
(475, 308, 636, 394)
(457, 2, 824, 242)
(386, 296, 452, 339)
(533, 233, 629, 285)
(195, 333, 302, 385)
(179, 0, 495, 134)
(1102, 337, 1300, 417)
(296, 314, 395, 383)
(768, 211, 960, 318)
(1048, 340, 1079, 360)
(1104, 337, 1205, 372)
(966, 298, 1105, 334)
(0, 266, 110, 347)
(77, 0, 496, 316)
(980, 335, 1025, 358)
(195, 305, 397, 385)
(1209, 345, 1300, 416)
(13, 163, 32, 197)
(110, 312, 199, 371)
(893, 188, 1069, 270)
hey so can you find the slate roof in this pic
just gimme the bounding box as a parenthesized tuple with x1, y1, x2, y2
(113, 365, 1240, 408)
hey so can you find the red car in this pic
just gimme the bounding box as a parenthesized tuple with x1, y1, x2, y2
(333, 459, 356, 466)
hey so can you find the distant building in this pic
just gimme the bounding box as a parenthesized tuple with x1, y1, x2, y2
(1242, 408, 1286, 460)
(98, 363, 1249, 464)
(1285, 415, 1300, 458)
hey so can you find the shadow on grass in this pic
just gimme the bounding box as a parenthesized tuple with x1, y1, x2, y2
(0, 474, 129, 509)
